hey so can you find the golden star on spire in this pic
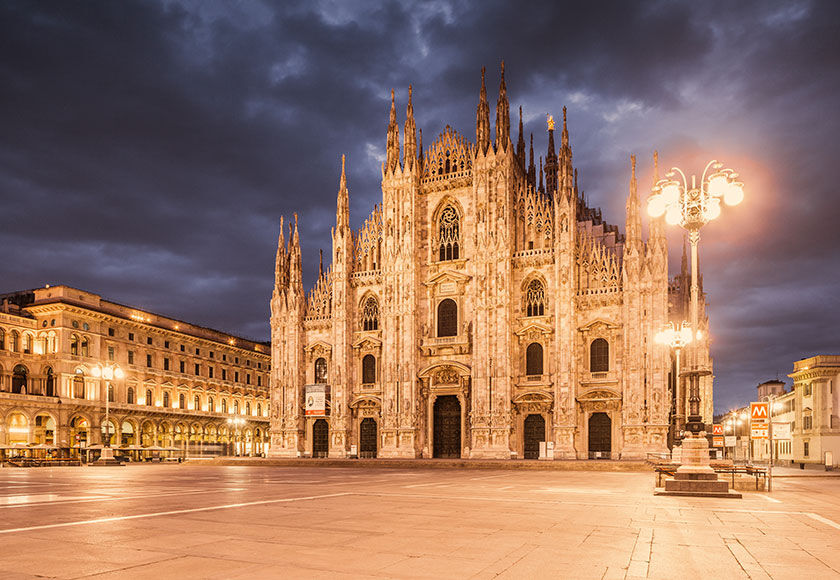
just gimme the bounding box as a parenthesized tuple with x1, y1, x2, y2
(547, 114, 555, 131)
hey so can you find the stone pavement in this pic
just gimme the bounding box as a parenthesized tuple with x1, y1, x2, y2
(0, 464, 838, 579)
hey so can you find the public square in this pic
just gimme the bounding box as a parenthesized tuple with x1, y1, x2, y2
(0, 464, 838, 579)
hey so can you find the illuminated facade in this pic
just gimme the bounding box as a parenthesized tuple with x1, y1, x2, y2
(0, 285, 270, 458)
(270, 64, 713, 460)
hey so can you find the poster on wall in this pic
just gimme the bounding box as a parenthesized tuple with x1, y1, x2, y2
(305, 384, 329, 416)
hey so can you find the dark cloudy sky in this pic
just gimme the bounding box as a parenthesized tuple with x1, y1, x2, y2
(2, 1, 838, 412)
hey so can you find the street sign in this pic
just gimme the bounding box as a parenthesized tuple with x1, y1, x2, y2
(751, 425, 769, 440)
(712, 424, 723, 436)
(724, 435, 736, 447)
(751, 402, 769, 424)
(713, 436, 724, 447)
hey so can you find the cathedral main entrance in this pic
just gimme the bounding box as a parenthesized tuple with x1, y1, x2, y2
(359, 418, 377, 458)
(433, 395, 461, 458)
(312, 419, 329, 458)
(523, 414, 545, 459)
(588, 412, 611, 459)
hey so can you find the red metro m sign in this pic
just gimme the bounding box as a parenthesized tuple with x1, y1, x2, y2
(750, 402, 769, 423)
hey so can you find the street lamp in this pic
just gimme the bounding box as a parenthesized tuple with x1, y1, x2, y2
(227, 417, 246, 456)
(647, 160, 743, 438)
(655, 321, 693, 438)
(91, 363, 124, 465)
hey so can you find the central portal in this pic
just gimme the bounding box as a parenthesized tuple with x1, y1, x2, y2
(359, 418, 377, 458)
(433, 395, 461, 458)
(588, 412, 611, 459)
(312, 419, 329, 458)
(523, 414, 545, 459)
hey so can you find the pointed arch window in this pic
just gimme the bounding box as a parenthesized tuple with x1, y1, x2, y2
(257, 403, 263, 416)
(362, 354, 376, 384)
(179, 393, 185, 409)
(526, 343, 543, 376)
(70, 334, 79, 356)
(438, 205, 460, 261)
(222, 399, 228, 413)
(246, 401, 251, 415)
(146, 389, 153, 406)
(314, 357, 328, 384)
(127, 386, 135, 404)
(194, 394, 201, 410)
(362, 296, 379, 331)
(163, 391, 170, 408)
(208, 396, 215, 412)
(590, 338, 609, 372)
(437, 299, 458, 337)
(526, 279, 545, 317)
(80, 336, 89, 357)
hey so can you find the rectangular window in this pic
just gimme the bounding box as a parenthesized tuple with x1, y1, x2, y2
(146, 354, 152, 368)
(210, 351, 214, 359)
(128, 350, 135, 365)
(165, 340, 170, 349)
(180, 344, 185, 352)
(804, 384, 812, 396)
(108, 346, 115, 361)
(235, 371, 240, 383)
(804, 441, 810, 457)
(179, 361, 185, 373)
(147, 337, 152, 345)
(257, 375, 261, 387)
(222, 354, 227, 362)
(246, 373, 251, 385)
(258, 362, 262, 369)
(164, 358, 170, 371)
(194, 363, 200, 376)
(108, 327, 115, 337)
(128, 332, 134, 341)
(804, 416, 812, 430)
(208, 366, 214, 379)
(246, 360, 251, 367)
(195, 348, 200, 355)
(222, 369, 227, 381)
(235, 357, 239, 364)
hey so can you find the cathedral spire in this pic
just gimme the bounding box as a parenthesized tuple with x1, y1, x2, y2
(275, 215, 287, 290)
(625, 154, 642, 251)
(336, 155, 349, 231)
(561, 106, 569, 148)
(476, 66, 491, 155)
(527, 133, 536, 188)
(538, 156, 544, 193)
(649, 150, 666, 248)
(403, 85, 417, 170)
(516, 105, 525, 167)
(494, 60, 510, 151)
(544, 114, 558, 194)
(386, 89, 400, 172)
(319, 248, 324, 279)
(289, 213, 302, 292)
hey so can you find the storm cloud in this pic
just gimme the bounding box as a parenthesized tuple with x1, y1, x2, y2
(1, 0, 838, 412)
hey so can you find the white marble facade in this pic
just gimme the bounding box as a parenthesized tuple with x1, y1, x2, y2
(269, 65, 712, 460)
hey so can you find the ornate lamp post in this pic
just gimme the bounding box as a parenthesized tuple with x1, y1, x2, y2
(648, 161, 743, 435)
(227, 417, 246, 456)
(655, 321, 693, 438)
(92, 363, 124, 465)
(649, 160, 743, 491)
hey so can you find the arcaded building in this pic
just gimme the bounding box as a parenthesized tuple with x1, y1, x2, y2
(0, 285, 270, 458)
(270, 65, 713, 460)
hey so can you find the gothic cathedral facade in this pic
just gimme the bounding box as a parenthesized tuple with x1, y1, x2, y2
(269, 65, 713, 460)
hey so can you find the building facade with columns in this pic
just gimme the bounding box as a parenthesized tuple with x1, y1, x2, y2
(0, 285, 270, 458)
(270, 64, 713, 460)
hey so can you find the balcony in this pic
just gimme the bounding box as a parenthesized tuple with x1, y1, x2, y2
(420, 334, 470, 356)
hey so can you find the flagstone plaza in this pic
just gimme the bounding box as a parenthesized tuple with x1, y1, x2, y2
(0, 464, 838, 579)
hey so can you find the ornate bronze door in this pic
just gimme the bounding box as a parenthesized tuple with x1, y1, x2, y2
(359, 418, 377, 458)
(523, 414, 545, 459)
(588, 412, 611, 458)
(433, 395, 461, 458)
(312, 419, 329, 458)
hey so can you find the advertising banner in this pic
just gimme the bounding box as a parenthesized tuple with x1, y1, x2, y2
(305, 384, 328, 416)
(772, 422, 791, 440)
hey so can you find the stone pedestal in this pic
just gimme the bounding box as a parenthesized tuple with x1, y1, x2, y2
(655, 432, 741, 498)
(92, 446, 123, 466)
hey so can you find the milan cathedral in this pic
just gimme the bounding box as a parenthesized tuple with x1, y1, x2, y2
(269, 64, 713, 460)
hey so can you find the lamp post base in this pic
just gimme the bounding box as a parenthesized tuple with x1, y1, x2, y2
(92, 446, 124, 466)
(656, 431, 740, 497)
